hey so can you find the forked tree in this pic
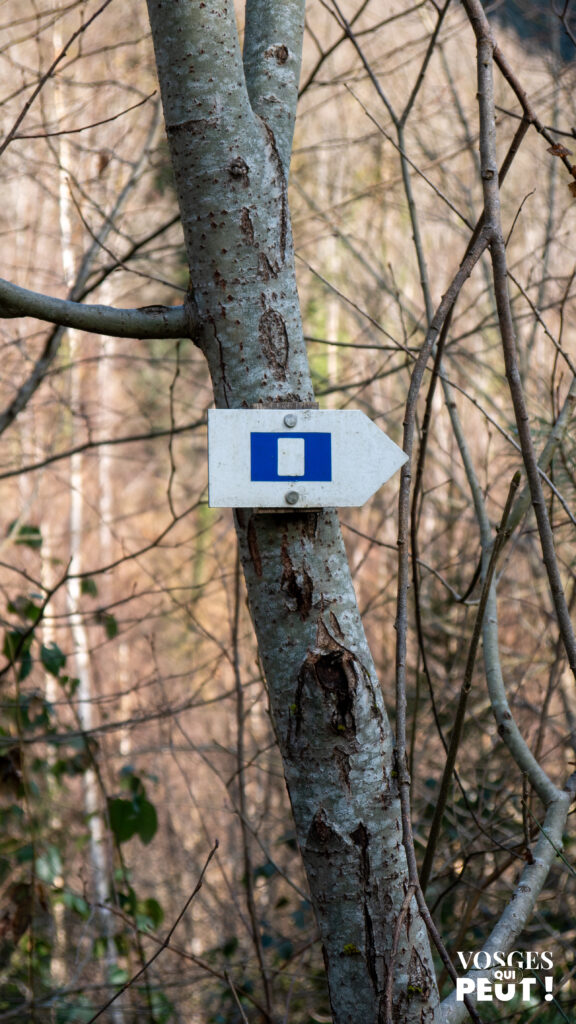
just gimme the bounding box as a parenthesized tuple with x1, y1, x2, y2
(0, 2, 575, 1023)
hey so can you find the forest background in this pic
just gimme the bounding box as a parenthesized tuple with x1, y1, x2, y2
(0, 0, 575, 1022)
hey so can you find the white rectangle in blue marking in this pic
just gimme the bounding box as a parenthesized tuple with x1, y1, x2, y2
(277, 437, 305, 477)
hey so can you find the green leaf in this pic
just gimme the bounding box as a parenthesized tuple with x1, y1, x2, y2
(55, 997, 95, 1023)
(136, 897, 164, 930)
(136, 799, 158, 845)
(36, 845, 63, 883)
(8, 522, 42, 549)
(60, 890, 90, 918)
(109, 966, 129, 985)
(3, 628, 35, 679)
(275, 938, 293, 961)
(221, 936, 238, 959)
(128, 773, 145, 798)
(59, 675, 80, 696)
(3, 628, 33, 662)
(18, 646, 33, 680)
(292, 900, 312, 930)
(108, 797, 139, 843)
(41, 642, 66, 678)
(95, 611, 118, 639)
(81, 578, 98, 597)
(19, 692, 53, 727)
(253, 860, 277, 880)
(7, 597, 42, 623)
(108, 795, 157, 845)
(52, 749, 91, 781)
(142, 990, 174, 1024)
(117, 887, 137, 915)
(104, 613, 118, 639)
(16, 842, 35, 864)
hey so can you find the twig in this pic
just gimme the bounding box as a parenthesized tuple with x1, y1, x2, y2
(462, 0, 576, 681)
(224, 970, 251, 1024)
(419, 472, 521, 893)
(86, 840, 219, 1023)
(0, 0, 115, 159)
(14, 90, 156, 139)
(0, 418, 204, 481)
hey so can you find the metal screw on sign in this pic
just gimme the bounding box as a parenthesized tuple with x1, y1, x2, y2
(285, 490, 299, 505)
(284, 413, 297, 428)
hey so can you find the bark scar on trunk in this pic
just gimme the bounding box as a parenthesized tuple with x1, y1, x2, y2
(291, 617, 360, 742)
(259, 115, 288, 262)
(406, 947, 433, 1003)
(281, 534, 313, 618)
(334, 745, 352, 791)
(314, 618, 358, 735)
(258, 307, 289, 378)
(240, 207, 255, 244)
(213, 323, 230, 405)
(257, 253, 279, 281)
(314, 648, 356, 733)
(264, 44, 289, 65)
(166, 116, 218, 136)
(350, 824, 379, 994)
(227, 155, 250, 186)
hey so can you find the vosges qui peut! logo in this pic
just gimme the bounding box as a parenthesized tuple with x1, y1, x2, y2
(455, 950, 554, 1003)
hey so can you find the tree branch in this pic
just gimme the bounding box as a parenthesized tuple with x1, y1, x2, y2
(0, 277, 192, 339)
(462, 0, 576, 682)
(0, 276, 192, 339)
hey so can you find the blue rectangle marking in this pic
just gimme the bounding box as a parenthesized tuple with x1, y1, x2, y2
(250, 432, 332, 482)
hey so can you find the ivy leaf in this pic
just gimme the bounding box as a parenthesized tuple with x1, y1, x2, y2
(108, 795, 158, 845)
(41, 642, 66, 678)
(108, 798, 140, 843)
(18, 647, 33, 680)
(136, 799, 158, 845)
(253, 860, 277, 880)
(137, 897, 164, 930)
(8, 522, 42, 549)
(7, 597, 42, 623)
(95, 611, 118, 639)
(3, 630, 33, 679)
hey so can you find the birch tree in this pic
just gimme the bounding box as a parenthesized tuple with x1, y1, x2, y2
(1, 2, 575, 1023)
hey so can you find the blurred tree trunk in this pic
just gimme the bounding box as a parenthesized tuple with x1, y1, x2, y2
(144, 2, 438, 1022)
(56, 69, 122, 1018)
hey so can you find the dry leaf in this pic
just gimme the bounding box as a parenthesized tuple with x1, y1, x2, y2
(548, 142, 572, 157)
(568, 181, 576, 197)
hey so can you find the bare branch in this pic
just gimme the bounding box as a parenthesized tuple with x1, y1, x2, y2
(85, 840, 219, 1024)
(0, 276, 192, 338)
(462, 0, 576, 681)
(0, 0, 115, 158)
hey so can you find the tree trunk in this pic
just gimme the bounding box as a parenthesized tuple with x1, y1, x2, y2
(145, 2, 439, 1021)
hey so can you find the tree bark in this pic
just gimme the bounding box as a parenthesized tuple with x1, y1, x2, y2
(145, 2, 439, 1021)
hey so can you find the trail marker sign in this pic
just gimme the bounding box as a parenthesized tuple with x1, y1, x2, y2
(208, 409, 407, 508)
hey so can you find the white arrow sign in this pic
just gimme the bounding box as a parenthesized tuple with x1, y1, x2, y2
(208, 409, 407, 508)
